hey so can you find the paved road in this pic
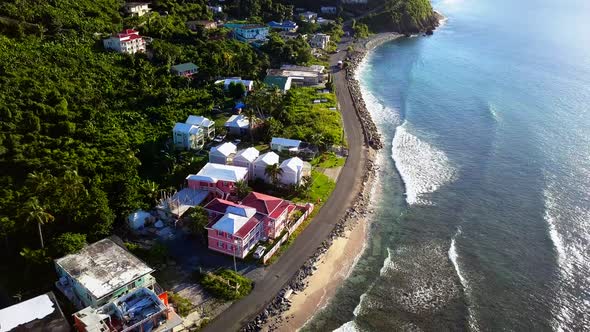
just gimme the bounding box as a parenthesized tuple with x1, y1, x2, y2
(203, 48, 368, 332)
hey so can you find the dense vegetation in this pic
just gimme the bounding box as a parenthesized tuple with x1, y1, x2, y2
(0, 0, 347, 300)
(359, 0, 438, 33)
(197, 269, 253, 300)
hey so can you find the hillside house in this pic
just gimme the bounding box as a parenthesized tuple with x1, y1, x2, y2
(299, 11, 318, 23)
(209, 142, 237, 164)
(73, 288, 182, 332)
(0, 292, 70, 332)
(309, 33, 330, 50)
(186, 20, 217, 31)
(186, 115, 215, 139)
(225, 114, 250, 135)
(124, 2, 151, 16)
(279, 157, 311, 185)
(103, 29, 146, 54)
(271, 137, 302, 152)
(215, 77, 255, 92)
(267, 20, 298, 32)
(227, 24, 269, 43)
(253, 151, 279, 182)
(55, 238, 156, 309)
(208, 5, 222, 14)
(170, 62, 199, 77)
(186, 163, 248, 199)
(173, 122, 204, 150)
(232, 147, 260, 180)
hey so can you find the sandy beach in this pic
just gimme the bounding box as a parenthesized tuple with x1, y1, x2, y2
(264, 215, 368, 331)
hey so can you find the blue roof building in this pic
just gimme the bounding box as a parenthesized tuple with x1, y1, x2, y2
(267, 20, 298, 32)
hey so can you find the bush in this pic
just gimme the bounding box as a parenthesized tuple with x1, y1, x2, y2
(198, 269, 253, 300)
(168, 292, 193, 317)
(51, 232, 87, 256)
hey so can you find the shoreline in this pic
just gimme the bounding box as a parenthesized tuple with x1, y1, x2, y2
(247, 33, 401, 332)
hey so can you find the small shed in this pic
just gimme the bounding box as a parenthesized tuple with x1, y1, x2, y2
(128, 210, 152, 230)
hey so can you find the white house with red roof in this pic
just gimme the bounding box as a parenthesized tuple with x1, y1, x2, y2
(186, 163, 248, 200)
(103, 29, 146, 54)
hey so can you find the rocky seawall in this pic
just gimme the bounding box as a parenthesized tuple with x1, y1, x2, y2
(242, 152, 378, 332)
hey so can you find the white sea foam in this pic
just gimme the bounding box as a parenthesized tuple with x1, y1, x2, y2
(543, 183, 590, 331)
(333, 320, 361, 332)
(449, 228, 480, 331)
(352, 293, 367, 317)
(392, 123, 458, 205)
(380, 248, 394, 276)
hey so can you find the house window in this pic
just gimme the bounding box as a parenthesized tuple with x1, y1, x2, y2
(226, 233, 231, 239)
(223, 181, 228, 186)
(218, 241, 224, 248)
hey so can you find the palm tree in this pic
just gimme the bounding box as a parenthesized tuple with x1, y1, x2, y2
(265, 163, 284, 186)
(244, 104, 257, 143)
(235, 180, 252, 200)
(23, 197, 55, 249)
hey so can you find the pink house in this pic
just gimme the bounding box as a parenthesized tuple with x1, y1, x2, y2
(204, 199, 264, 258)
(186, 163, 248, 200)
(102, 29, 146, 54)
(240, 192, 295, 239)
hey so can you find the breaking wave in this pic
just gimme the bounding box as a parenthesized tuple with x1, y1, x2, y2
(392, 123, 458, 205)
(449, 228, 480, 331)
(333, 320, 361, 332)
(543, 183, 590, 331)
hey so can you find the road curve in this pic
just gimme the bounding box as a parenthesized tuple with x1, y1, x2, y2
(203, 46, 369, 332)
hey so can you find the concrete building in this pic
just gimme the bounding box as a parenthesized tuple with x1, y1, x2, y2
(215, 77, 255, 92)
(55, 238, 156, 309)
(186, 115, 215, 140)
(209, 142, 237, 165)
(309, 33, 330, 50)
(103, 29, 146, 54)
(0, 292, 70, 332)
(170, 62, 199, 77)
(172, 122, 204, 150)
(299, 11, 318, 23)
(252, 151, 279, 183)
(186, 20, 217, 31)
(232, 147, 260, 179)
(267, 20, 298, 32)
(72, 288, 182, 332)
(266, 64, 327, 86)
(186, 163, 248, 199)
(123, 2, 151, 16)
(224, 114, 250, 135)
(279, 157, 311, 185)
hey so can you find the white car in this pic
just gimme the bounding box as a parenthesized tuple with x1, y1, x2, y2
(253, 246, 266, 259)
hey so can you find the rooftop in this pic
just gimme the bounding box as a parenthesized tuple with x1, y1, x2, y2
(73, 288, 182, 332)
(263, 75, 291, 91)
(235, 147, 260, 162)
(254, 151, 279, 166)
(173, 122, 201, 135)
(210, 142, 237, 157)
(212, 205, 257, 234)
(225, 114, 249, 129)
(271, 137, 301, 148)
(280, 157, 304, 171)
(186, 115, 214, 127)
(0, 292, 69, 332)
(157, 188, 209, 217)
(240, 191, 285, 216)
(171, 62, 199, 73)
(188, 163, 248, 183)
(55, 238, 154, 300)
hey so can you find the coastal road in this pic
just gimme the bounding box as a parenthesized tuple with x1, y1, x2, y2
(203, 48, 368, 332)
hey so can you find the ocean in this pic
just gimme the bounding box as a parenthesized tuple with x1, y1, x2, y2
(302, 0, 590, 330)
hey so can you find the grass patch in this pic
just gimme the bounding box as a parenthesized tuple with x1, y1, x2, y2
(266, 171, 335, 264)
(168, 291, 193, 317)
(197, 269, 253, 301)
(311, 152, 346, 168)
(125, 242, 169, 266)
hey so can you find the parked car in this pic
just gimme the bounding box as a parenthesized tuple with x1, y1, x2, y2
(213, 134, 226, 143)
(253, 246, 266, 259)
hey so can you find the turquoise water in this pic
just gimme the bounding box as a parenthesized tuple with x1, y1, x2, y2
(303, 0, 590, 330)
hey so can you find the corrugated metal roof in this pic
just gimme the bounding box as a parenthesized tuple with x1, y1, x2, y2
(271, 137, 301, 147)
(171, 62, 199, 73)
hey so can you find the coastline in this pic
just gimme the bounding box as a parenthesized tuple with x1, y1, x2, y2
(250, 33, 402, 332)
